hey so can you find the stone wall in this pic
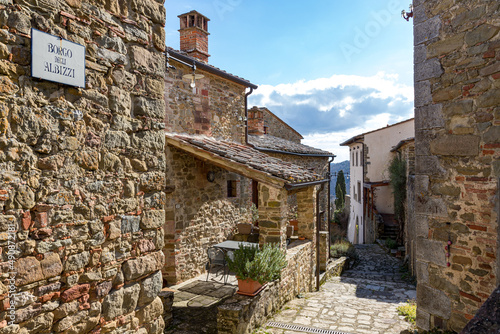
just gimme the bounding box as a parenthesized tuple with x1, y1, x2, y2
(263, 110, 302, 143)
(258, 183, 288, 249)
(402, 143, 416, 276)
(413, 0, 499, 332)
(163, 148, 251, 284)
(0, 0, 167, 333)
(165, 62, 247, 143)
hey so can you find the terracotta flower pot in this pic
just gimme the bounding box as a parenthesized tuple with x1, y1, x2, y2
(236, 277, 265, 296)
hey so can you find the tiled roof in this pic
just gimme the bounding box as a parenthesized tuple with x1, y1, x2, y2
(248, 134, 334, 156)
(390, 137, 415, 152)
(340, 118, 414, 146)
(166, 134, 323, 185)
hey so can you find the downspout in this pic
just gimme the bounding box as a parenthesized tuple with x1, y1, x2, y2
(244, 87, 254, 145)
(327, 156, 334, 256)
(316, 183, 325, 291)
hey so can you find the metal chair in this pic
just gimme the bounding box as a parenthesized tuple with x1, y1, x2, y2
(206, 247, 228, 284)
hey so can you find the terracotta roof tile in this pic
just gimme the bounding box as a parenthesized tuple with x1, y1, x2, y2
(167, 134, 322, 184)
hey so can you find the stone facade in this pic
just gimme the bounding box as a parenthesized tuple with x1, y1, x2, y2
(164, 45, 256, 284)
(164, 61, 246, 143)
(0, 0, 166, 333)
(163, 147, 251, 284)
(413, 0, 499, 332)
(262, 108, 302, 143)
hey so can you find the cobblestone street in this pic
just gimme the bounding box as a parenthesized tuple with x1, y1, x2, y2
(258, 244, 417, 334)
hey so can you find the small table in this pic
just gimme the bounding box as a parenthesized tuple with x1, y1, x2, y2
(213, 240, 258, 251)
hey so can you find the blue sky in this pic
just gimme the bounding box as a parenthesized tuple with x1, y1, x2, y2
(166, 0, 414, 161)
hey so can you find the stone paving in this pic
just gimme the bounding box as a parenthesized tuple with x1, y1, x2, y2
(165, 271, 239, 333)
(256, 244, 417, 334)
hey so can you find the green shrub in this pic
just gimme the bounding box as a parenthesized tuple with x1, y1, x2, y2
(397, 299, 416, 324)
(330, 239, 357, 260)
(385, 238, 397, 249)
(226, 243, 287, 284)
(330, 222, 347, 244)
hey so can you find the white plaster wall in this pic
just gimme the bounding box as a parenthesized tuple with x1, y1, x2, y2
(347, 143, 364, 244)
(364, 119, 414, 215)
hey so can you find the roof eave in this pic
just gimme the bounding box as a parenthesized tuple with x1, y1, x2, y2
(167, 49, 258, 89)
(166, 136, 286, 189)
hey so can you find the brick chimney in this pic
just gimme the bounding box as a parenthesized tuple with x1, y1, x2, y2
(178, 10, 210, 63)
(248, 107, 265, 136)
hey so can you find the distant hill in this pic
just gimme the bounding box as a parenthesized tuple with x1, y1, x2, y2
(330, 160, 350, 198)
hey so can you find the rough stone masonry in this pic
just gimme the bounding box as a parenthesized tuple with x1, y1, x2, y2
(0, 0, 166, 333)
(413, 0, 499, 332)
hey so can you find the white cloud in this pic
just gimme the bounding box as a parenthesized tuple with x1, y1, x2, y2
(254, 71, 413, 110)
(302, 113, 397, 162)
(249, 71, 414, 161)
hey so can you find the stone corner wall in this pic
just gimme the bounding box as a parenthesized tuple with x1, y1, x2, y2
(0, 0, 167, 333)
(413, 0, 499, 332)
(263, 110, 302, 143)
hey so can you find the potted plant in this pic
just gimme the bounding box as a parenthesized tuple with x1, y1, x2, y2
(237, 203, 259, 235)
(226, 243, 287, 296)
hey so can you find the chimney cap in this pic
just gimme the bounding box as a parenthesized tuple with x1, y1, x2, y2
(178, 10, 210, 22)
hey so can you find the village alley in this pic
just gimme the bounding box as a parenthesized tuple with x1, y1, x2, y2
(258, 244, 417, 334)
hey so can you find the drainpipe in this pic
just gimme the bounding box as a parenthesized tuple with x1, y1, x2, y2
(244, 87, 254, 145)
(316, 183, 325, 291)
(327, 156, 334, 256)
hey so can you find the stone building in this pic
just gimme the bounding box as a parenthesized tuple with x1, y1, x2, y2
(340, 119, 415, 244)
(412, 0, 499, 332)
(247, 106, 335, 231)
(0, 0, 167, 333)
(163, 12, 330, 287)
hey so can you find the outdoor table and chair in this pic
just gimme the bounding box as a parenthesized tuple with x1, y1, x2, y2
(206, 240, 257, 284)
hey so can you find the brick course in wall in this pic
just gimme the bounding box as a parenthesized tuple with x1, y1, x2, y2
(0, 0, 167, 333)
(413, 0, 499, 332)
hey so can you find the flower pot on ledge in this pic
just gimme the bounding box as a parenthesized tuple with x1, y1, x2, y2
(236, 277, 266, 296)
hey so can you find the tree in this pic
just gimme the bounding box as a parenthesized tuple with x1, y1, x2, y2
(388, 153, 406, 245)
(334, 170, 346, 210)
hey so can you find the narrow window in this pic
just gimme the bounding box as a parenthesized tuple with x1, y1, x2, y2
(356, 152, 359, 167)
(227, 180, 237, 198)
(357, 181, 361, 202)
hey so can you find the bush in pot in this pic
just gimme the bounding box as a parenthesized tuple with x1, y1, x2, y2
(227, 243, 287, 295)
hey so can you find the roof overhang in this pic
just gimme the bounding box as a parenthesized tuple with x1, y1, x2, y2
(339, 135, 364, 146)
(363, 181, 390, 188)
(167, 49, 258, 89)
(166, 136, 284, 189)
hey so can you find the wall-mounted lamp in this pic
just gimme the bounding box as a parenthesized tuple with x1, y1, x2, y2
(207, 171, 216, 182)
(401, 4, 413, 21)
(182, 63, 204, 89)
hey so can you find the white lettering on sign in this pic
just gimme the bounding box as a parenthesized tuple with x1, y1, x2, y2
(31, 28, 85, 88)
